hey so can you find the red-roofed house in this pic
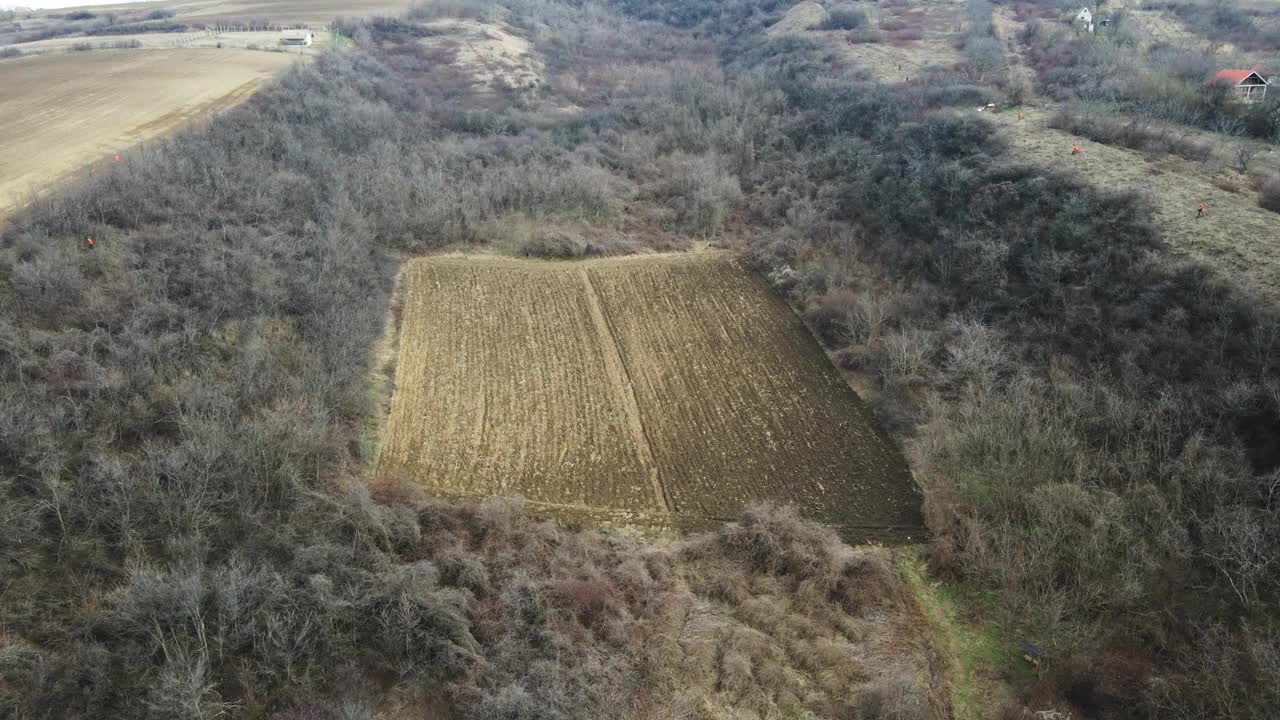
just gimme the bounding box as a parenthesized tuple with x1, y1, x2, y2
(1210, 69, 1269, 103)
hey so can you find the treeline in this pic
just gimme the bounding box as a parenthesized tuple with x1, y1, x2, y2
(2, 10, 190, 45)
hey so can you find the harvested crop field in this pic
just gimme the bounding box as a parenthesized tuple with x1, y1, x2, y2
(0, 49, 296, 213)
(377, 253, 922, 541)
(53, 0, 413, 23)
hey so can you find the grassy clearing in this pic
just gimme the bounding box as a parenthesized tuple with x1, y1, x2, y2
(770, 0, 967, 81)
(988, 107, 1280, 300)
(360, 260, 407, 465)
(898, 548, 1016, 720)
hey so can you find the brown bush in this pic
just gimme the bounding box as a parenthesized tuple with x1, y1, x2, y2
(554, 577, 615, 624)
(1213, 176, 1247, 193)
(1260, 175, 1280, 213)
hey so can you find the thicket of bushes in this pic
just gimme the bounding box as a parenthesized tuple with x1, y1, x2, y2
(1, 5, 944, 717)
(519, 0, 1280, 708)
(1049, 106, 1214, 159)
(1019, 16, 1280, 142)
(2, 13, 192, 45)
(820, 6, 868, 31)
(6, 0, 1279, 716)
(1261, 174, 1280, 212)
(957, 0, 1007, 86)
(681, 26, 1280, 718)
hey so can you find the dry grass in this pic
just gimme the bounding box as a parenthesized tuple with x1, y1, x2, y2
(662, 509, 947, 719)
(420, 19, 543, 94)
(990, 108, 1280, 300)
(376, 253, 922, 540)
(993, 5, 1036, 93)
(1125, 9, 1204, 47)
(765, 0, 828, 36)
(840, 0, 965, 81)
(767, 0, 965, 81)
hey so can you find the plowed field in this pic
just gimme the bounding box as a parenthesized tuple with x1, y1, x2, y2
(377, 253, 922, 540)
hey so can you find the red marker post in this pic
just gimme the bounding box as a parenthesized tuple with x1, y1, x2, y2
(113, 154, 121, 162)
(86, 237, 94, 249)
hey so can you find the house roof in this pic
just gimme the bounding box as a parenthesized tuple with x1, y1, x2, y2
(1212, 69, 1267, 85)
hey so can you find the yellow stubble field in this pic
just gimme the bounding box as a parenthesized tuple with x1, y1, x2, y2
(0, 49, 296, 213)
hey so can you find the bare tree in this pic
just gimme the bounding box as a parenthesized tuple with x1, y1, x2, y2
(1202, 504, 1276, 608)
(1235, 141, 1263, 172)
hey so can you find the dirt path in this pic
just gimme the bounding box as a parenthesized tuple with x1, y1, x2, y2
(578, 267, 670, 514)
(992, 5, 1036, 93)
(990, 109, 1280, 300)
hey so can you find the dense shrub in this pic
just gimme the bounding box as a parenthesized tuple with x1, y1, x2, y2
(820, 6, 868, 31)
(84, 21, 191, 35)
(658, 153, 743, 236)
(1019, 12, 1280, 140)
(1049, 107, 1213, 160)
(958, 0, 1006, 85)
(706, 27, 1280, 716)
(0, 34, 623, 720)
(1260, 175, 1280, 213)
(7, 0, 1278, 716)
(0, 8, 937, 717)
(517, 233, 596, 258)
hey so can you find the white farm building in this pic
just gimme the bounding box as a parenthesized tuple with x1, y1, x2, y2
(280, 29, 313, 46)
